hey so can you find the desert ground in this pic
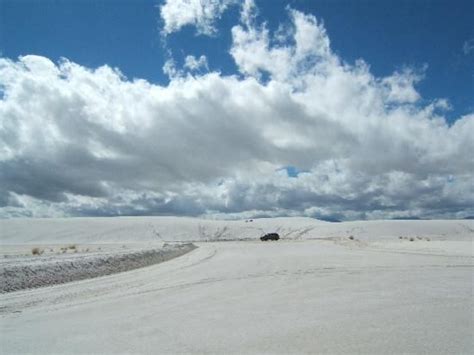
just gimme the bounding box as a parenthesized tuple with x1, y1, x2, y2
(1, 217, 473, 354)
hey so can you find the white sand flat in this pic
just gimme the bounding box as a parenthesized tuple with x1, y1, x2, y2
(1, 217, 473, 354)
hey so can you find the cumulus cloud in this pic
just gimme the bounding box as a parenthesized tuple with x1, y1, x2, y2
(1, 7, 473, 220)
(160, 0, 236, 35)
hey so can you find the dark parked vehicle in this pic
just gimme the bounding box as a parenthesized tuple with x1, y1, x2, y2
(260, 233, 280, 241)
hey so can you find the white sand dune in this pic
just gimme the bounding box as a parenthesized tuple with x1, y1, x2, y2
(0, 217, 473, 354)
(2, 216, 473, 243)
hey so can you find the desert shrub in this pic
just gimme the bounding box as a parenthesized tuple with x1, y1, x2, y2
(32, 247, 43, 255)
(68, 245, 76, 250)
(409, 237, 415, 242)
(348, 236, 354, 240)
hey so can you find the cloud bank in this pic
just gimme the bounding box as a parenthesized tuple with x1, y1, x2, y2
(1, 4, 473, 219)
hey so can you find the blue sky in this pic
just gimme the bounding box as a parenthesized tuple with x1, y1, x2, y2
(1, 0, 472, 120)
(0, 0, 473, 220)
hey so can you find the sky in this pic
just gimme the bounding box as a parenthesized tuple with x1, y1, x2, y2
(0, 0, 473, 220)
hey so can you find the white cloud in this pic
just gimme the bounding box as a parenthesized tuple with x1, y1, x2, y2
(240, 0, 257, 28)
(163, 55, 209, 79)
(462, 38, 474, 55)
(1, 8, 473, 220)
(380, 67, 423, 104)
(162, 58, 179, 78)
(184, 55, 209, 71)
(160, 0, 236, 35)
(230, 8, 338, 84)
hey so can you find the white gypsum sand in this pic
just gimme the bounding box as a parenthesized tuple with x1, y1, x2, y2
(1, 243, 196, 292)
(0, 217, 473, 354)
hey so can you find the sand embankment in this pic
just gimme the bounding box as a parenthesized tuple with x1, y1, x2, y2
(1, 243, 196, 293)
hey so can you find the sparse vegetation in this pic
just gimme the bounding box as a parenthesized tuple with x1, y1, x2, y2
(32, 247, 43, 255)
(409, 237, 415, 242)
(348, 236, 354, 240)
(68, 245, 76, 250)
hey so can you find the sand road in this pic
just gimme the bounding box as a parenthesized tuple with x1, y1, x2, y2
(1, 239, 472, 354)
